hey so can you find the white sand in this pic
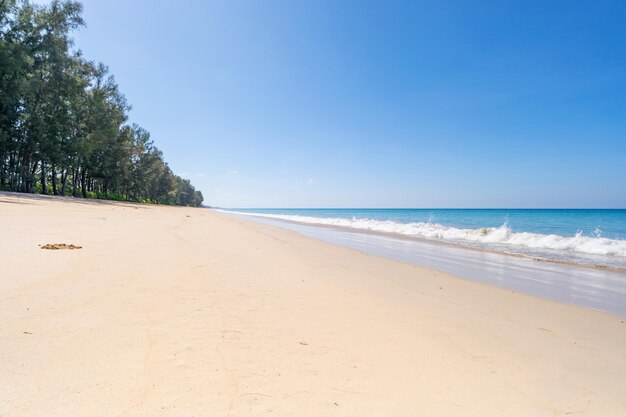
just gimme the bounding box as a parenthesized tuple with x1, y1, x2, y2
(1, 192, 625, 416)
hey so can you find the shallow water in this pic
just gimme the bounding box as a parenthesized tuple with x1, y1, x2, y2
(230, 213, 626, 317)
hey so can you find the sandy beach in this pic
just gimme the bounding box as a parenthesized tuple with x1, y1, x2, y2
(1, 192, 625, 417)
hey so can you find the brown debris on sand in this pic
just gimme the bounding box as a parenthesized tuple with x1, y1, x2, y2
(40, 243, 82, 250)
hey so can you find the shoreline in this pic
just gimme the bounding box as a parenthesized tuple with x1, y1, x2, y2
(220, 209, 626, 272)
(231, 213, 626, 317)
(2, 193, 626, 416)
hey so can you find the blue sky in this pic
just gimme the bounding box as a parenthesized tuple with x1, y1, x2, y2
(41, 0, 626, 207)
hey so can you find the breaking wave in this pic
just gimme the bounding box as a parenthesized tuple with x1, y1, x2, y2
(222, 211, 626, 258)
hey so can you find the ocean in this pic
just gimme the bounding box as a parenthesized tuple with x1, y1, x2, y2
(220, 208, 626, 269)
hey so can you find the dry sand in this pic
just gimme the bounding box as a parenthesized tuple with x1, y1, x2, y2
(1, 192, 625, 416)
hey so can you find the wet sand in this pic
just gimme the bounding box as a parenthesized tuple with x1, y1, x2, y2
(245, 215, 626, 317)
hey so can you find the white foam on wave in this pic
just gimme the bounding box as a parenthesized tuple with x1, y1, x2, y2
(220, 210, 626, 258)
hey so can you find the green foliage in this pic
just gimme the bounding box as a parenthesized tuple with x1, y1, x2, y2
(0, 0, 203, 207)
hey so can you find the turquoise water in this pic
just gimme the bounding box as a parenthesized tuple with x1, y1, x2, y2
(222, 209, 626, 268)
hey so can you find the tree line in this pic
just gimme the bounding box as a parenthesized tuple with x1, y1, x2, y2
(0, 0, 203, 206)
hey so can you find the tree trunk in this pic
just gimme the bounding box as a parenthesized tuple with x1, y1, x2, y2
(40, 160, 47, 194)
(20, 154, 30, 192)
(60, 168, 67, 195)
(80, 167, 87, 198)
(0, 156, 5, 189)
(8, 153, 16, 191)
(72, 166, 78, 197)
(51, 163, 58, 195)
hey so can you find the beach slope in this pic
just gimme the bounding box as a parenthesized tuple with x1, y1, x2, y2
(1, 192, 625, 416)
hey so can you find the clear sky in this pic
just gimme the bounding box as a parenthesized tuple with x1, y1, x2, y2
(39, 0, 626, 208)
